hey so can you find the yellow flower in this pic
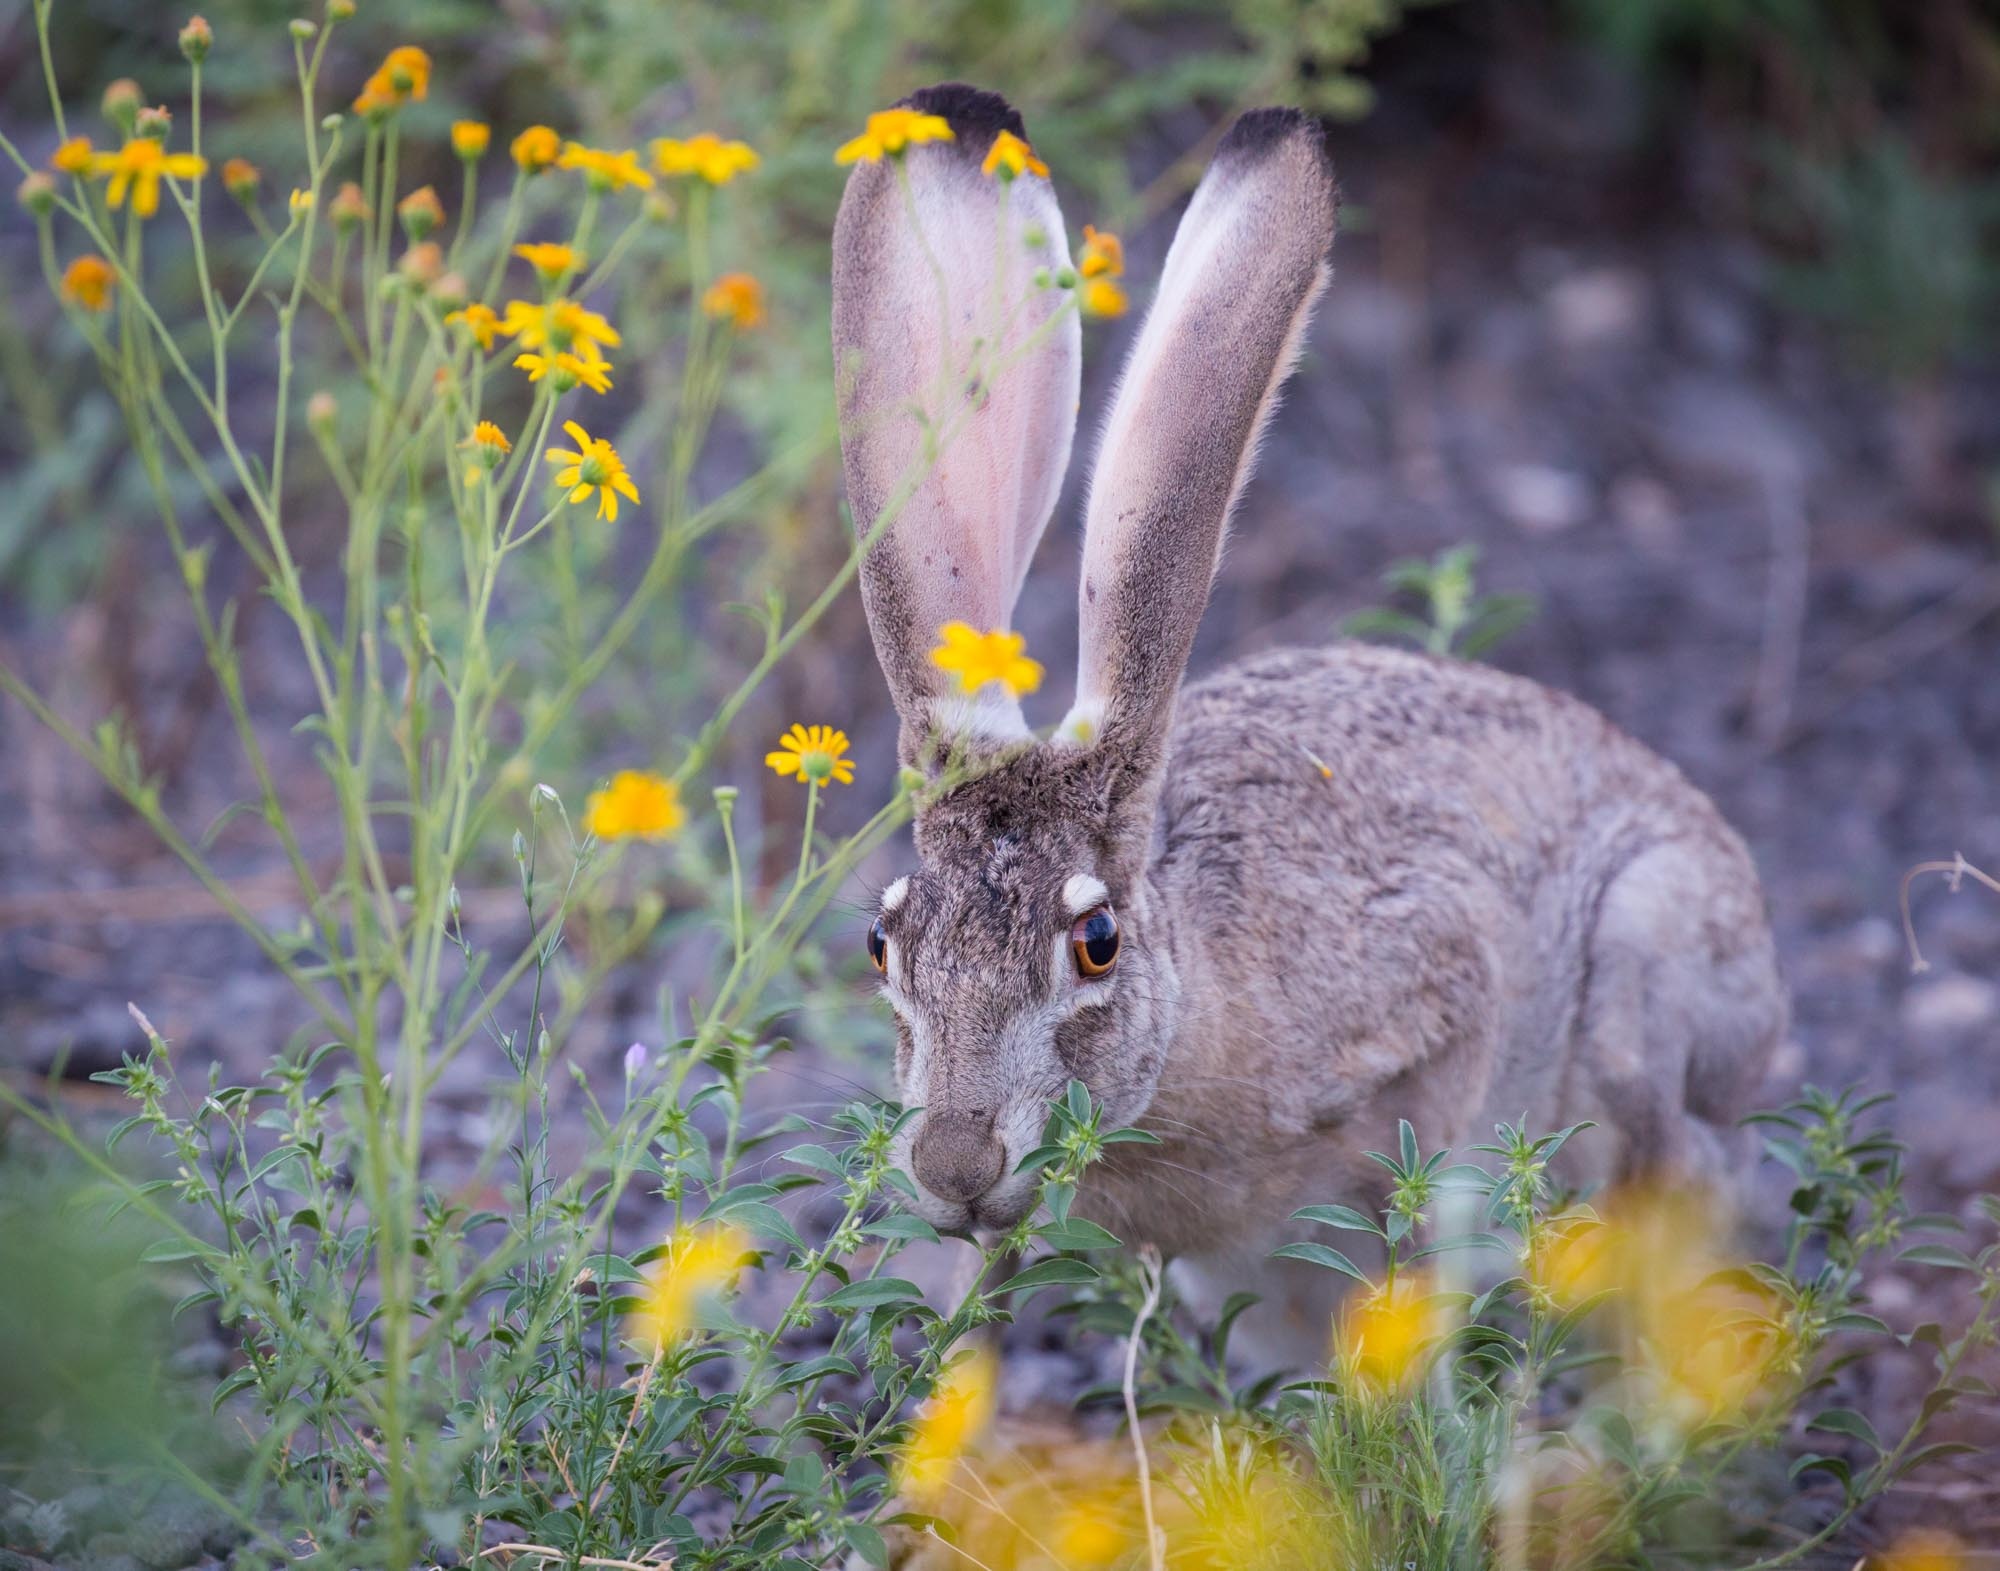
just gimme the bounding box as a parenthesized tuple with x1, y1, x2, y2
(896, 1349, 995, 1503)
(500, 298, 621, 363)
(60, 255, 116, 312)
(451, 120, 491, 160)
(1879, 1531, 1966, 1571)
(514, 351, 613, 394)
(513, 241, 582, 283)
(1079, 224, 1123, 279)
(701, 272, 764, 329)
(52, 136, 94, 175)
(1081, 277, 1127, 318)
(511, 124, 562, 173)
(1337, 1277, 1449, 1393)
(765, 724, 855, 787)
(929, 621, 1043, 698)
(557, 142, 654, 192)
(221, 157, 259, 200)
(289, 187, 314, 216)
(652, 132, 759, 185)
(444, 301, 500, 350)
(981, 128, 1048, 181)
(585, 769, 683, 842)
(546, 419, 640, 521)
(630, 1225, 747, 1346)
(461, 420, 511, 471)
(835, 106, 955, 166)
(352, 46, 430, 115)
(1048, 1487, 1133, 1568)
(91, 139, 207, 219)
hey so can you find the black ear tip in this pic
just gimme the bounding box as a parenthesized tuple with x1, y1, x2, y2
(898, 82, 1027, 145)
(1218, 106, 1333, 166)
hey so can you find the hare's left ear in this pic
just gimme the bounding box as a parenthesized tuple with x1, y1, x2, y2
(832, 85, 1082, 761)
(1069, 109, 1337, 773)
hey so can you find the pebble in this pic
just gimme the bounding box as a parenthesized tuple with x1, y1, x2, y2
(1899, 974, 2000, 1035)
(1492, 462, 1593, 534)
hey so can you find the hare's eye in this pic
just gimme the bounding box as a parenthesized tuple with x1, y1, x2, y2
(866, 916, 889, 975)
(1070, 906, 1119, 978)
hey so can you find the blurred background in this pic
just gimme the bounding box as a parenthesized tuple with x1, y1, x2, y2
(2, 0, 1998, 1529)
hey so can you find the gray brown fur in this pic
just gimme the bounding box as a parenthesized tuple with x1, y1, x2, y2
(833, 89, 1785, 1370)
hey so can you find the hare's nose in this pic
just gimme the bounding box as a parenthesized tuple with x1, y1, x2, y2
(911, 1108, 1005, 1205)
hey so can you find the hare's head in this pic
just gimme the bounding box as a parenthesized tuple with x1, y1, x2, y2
(832, 85, 1337, 1229)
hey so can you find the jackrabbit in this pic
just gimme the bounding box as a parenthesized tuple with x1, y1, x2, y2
(831, 84, 1785, 1369)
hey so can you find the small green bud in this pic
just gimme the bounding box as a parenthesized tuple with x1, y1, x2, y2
(289, 18, 317, 39)
(179, 15, 212, 63)
(134, 105, 173, 142)
(16, 171, 56, 218)
(101, 78, 143, 133)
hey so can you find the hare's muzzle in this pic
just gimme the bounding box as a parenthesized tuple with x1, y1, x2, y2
(909, 1108, 1006, 1207)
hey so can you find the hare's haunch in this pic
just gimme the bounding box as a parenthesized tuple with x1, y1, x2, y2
(832, 85, 1783, 1370)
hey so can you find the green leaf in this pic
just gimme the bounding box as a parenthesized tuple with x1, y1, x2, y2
(1270, 1242, 1368, 1283)
(1291, 1203, 1384, 1236)
(140, 1239, 210, 1264)
(1101, 1127, 1163, 1146)
(1398, 1119, 1419, 1171)
(1032, 1217, 1122, 1251)
(1806, 1408, 1881, 1451)
(862, 1214, 941, 1244)
(1899, 1243, 1978, 1270)
(820, 1277, 922, 1311)
(996, 1256, 1101, 1296)
(843, 1522, 888, 1567)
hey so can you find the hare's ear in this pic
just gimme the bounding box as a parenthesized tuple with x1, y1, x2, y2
(832, 84, 1082, 761)
(1070, 109, 1336, 769)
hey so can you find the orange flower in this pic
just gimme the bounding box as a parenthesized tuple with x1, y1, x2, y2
(60, 255, 116, 312)
(511, 125, 562, 173)
(701, 272, 764, 329)
(52, 136, 94, 175)
(557, 142, 653, 192)
(353, 45, 431, 114)
(1078, 224, 1123, 279)
(835, 107, 954, 166)
(451, 121, 491, 160)
(981, 129, 1048, 181)
(652, 132, 759, 185)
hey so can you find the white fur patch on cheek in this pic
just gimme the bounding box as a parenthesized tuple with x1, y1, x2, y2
(880, 875, 910, 914)
(1063, 873, 1109, 915)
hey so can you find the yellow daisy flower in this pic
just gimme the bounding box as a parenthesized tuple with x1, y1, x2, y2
(451, 120, 491, 160)
(444, 301, 500, 349)
(981, 128, 1048, 181)
(929, 620, 1043, 697)
(584, 769, 683, 841)
(352, 45, 430, 115)
(501, 298, 620, 362)
(545, 419, 640, 520)
(1078, 224, 1123, 279)
(764, 724, 855, 787)
(511, 124, 562, 173)
(460, 420, 511, 472)
(513, 241, 582, 283)
(895, 1350, 995, 1503)
(835, 107, 954, 166)
(557, 142, 654, 192)
(1081, 277, 1127, 318)
(52, 136, 94, 175)
(513, 350, 613, 395)
(630, 1225, 747, 1347)
(652, 132, 759, 185)
(91, 138, 208, 219)
(701, 272, 765, 330)
(60, 255, 116, 312)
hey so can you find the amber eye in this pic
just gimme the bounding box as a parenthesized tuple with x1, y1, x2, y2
(866, 916, 888, 975)
(1070, 905, 1119, 977)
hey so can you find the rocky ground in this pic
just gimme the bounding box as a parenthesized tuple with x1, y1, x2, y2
(4, 14, 1998, 1561)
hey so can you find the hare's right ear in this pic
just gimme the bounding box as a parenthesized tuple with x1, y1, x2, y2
(1070, 110, 1337, 778)
(832, 85, 1082, 763)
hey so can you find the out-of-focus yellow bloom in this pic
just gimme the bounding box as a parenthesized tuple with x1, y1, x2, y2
(289, 187, 315, 217)
(1652, 1275, 1785, 1420)
(1081, 277, 1127, 318)
(557, 142, 654, 192)
(630, 1224, 747, 1346)
(353, 45, 430, 114)
(461, 420, 511, 470)
(513, 241, 581, 283)
(501, 298, 620, 364)
(511, 124, 561, 173)
(584, 769, 684, 842)
(701, 271, 764, 329)
(652, 132, 758, 185)
(52, 136, 94, 175)
(835, 106, 954, 166)
(981, 129, 1048, 180)
(1079, 224, 1124, 279)
(91, 139, 207, 219)
(896, 1349, 996, 1503)
(930, 621, 1043, 698)
(60, 255, 116, 312)
(451, 120, 491, 160)
(1879, 1530, 1966, 1571)
(445, 301, 500, 349)
(397, 184, 443, 239)
(1337, 1277, 1449, 1393)
(221, 157, 259, 201)
(514, 350, 612, 395)
(1049, 1484, 1134, 1568)
(546, 419, 640, 521)
(765, 724, 854, 786)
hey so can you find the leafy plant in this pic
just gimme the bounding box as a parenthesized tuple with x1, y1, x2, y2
(1342, 543, 1536, 659)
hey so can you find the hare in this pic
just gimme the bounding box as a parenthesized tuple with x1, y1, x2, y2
(831, 85, 1785, 1370)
